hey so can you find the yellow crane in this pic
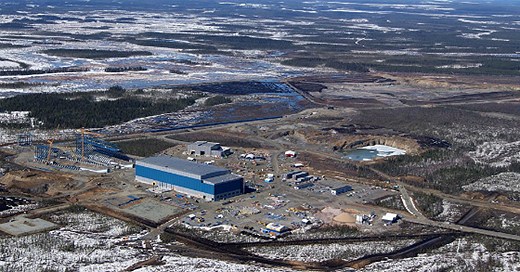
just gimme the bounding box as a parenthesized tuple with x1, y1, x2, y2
(46, 139, 54, 162)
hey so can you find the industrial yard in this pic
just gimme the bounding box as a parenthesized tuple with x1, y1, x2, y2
(3, 121, 405, 239)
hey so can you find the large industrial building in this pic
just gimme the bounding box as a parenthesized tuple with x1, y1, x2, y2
(135, 155, 243, 201)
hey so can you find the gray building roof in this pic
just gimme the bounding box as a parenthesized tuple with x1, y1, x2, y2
(137, 155, 229, 179)
(204, 173, 243, 185)
(319, 179, 351, 190)
(189, 141, 220, 148)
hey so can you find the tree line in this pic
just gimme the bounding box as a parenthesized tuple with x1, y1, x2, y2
(0, 86, 200, 129)
(0, 67, 87, 76)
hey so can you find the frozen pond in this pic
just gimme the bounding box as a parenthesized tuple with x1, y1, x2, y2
(344, 145, 406, 161)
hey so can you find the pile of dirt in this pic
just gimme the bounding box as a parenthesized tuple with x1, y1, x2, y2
(0, 170, 76, 196)
(316, 207, 360, 227)
(333, 213, 356, 224)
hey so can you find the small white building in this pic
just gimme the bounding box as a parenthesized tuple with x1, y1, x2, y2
(285, 150, 297, 157)
(265, 223, 289, 233)
(382, 213, 399, 224)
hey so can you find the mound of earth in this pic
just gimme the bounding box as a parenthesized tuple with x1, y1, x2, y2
(333, 213, 356, 224)
(316, 207, 360, 227)
(0, 170, 78, 196)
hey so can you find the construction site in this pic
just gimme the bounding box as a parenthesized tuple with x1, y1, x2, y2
(3, 120, 403, 236)
(1, 94, 519, 271)
(19, 128, 134, 173)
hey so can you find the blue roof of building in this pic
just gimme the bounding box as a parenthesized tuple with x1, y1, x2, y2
(137, 155, 230, 179)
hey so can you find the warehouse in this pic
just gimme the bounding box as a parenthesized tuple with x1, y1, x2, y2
(331, 185, 353, 196)
(187, 141, 232, 157)
(382, 213, 400, 224)
(135, 155, 243, 201)
(320, 180, 353, 196)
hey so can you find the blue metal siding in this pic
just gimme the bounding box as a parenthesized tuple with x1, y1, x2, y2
(214, 178, 244, 195)
(136, 165, 215, 194)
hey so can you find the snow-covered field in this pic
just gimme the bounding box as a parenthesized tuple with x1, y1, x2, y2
(361, 238, 520, 272)
(132, 256, 295, 272)
(469, 141, 520, 167)
(0, 192, 517, 272)
(0, 202, 39, 217)
(434, 200, 466, 223)
(463, 172, 520, 193)
(0, 209, 304, 272)
(0, 209, 296, 272)
(0, 210, 147, 272)
(0, 61, 19, 68)
(249, 240, 418, 262)
(483, 213, 520, 235)
(0, 9, 311, 97)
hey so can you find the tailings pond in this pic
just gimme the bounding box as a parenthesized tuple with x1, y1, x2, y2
(345, 145, 406, 161)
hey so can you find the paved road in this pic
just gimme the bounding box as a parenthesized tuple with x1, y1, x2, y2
(397, 182, 429, 220)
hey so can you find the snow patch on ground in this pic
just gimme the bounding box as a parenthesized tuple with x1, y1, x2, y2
(0, 210, 147, 271)
(435, 200, 465, 222)
(134, 255, 294, 272)
(249, 240, 417, 262)
(436, 63, 482, 69)
(0, 61, 20, 68)
(0, 203, 39, 217)
(459, 29, 496, 39)
(463, 172, 520, 193)
(469, 141, 520, 167)
(362, 238, 520, 272)
(458, 19, 502, 25)
(486, 213, 520, 233)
